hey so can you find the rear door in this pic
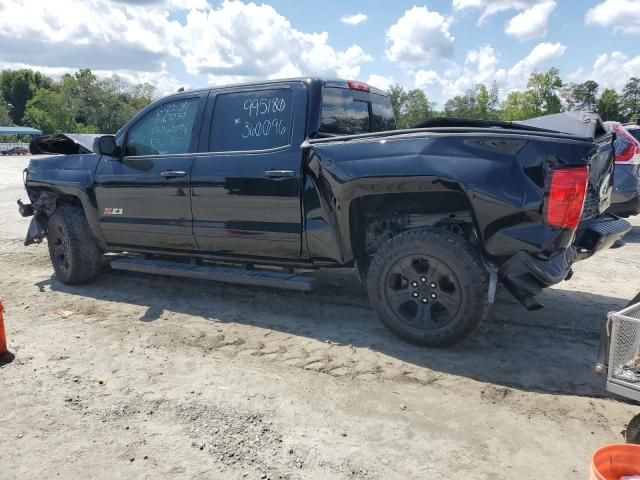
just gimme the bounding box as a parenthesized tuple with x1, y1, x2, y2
(94, 94, 206, 250)
(191, 82, 306, 258)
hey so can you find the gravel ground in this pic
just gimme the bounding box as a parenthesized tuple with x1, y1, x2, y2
(1, 155, 639, 479)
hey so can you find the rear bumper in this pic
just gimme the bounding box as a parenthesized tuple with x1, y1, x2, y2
(499, 248, 576, 310)
(573, 214, 632, 259)
(499, 214, 631, 310)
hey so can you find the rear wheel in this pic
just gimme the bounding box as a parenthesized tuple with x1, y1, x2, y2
(47, 206, 102, 285)
(366, 228, 489, 347)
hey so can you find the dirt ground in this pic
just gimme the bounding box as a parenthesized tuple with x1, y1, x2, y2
(1, 155, 639, 480)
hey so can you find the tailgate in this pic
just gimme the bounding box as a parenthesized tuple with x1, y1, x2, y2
(582, 132, 615, 218)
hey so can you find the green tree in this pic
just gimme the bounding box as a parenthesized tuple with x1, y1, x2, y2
(23, 88, 77, 134)
(527, 67, 563, 116)
(502, 90, 538, 121)
(561, 80, 599, 111)
(387, 85, 433, 128)
(91, 75, 155, 133)
(444, 90, 477, 118)
(59, 69, 102, 127)
(597, 88, 621, 121)
(0, 69, 52, 125)
(621, 77, 640, 121)
(0, 99, 11, 125)
(445, 83, 500, 119)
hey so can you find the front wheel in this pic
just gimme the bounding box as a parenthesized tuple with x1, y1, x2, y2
(366, 228, 490, 347)
(47, 206, 102, 285)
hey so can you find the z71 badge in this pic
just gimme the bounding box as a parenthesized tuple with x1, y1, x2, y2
(103, 208, 123, 215)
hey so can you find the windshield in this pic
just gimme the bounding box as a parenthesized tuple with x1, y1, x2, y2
(320, 87, 396, 135)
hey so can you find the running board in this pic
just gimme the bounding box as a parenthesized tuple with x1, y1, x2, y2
(110, 258, 316, 292)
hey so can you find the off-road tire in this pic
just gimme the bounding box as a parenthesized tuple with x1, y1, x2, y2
(47, 206, 102, 285)
(366, 228, 490, 347)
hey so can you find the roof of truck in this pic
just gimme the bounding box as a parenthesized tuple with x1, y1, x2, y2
(166, 77, 388, 98)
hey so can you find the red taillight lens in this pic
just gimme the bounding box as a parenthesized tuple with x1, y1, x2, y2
(546, 166, 589, 230)
(348, 80, 370, 92)
(606, 122, 640, 164)
(616, 139, 637, 162)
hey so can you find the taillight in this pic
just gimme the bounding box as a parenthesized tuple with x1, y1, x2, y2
(608, 123, 640, 164)
(348, 80, 370, 92)
(616, 140, 636, 162)
(545, 166, 589, 230)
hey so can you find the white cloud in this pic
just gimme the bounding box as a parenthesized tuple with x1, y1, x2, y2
(452, 0, 548, 24)
(366, 74, 394, 91)
(385, 6, 454, 65)
(0, 59, 182, 98)
(506, 41, 566, 88)
(178, 2, 371, 79)
(413, 41, 566, 104)
(414, 70, 443, 90)
(586, 0, 640, 34)
(340, 13, 367, 26)
(0, 0, 372, 95)
(505, 1, 556, 40)
(114, 0, 209, 9)
(0, 0, 180, 72)
(572, 52, 640, 91)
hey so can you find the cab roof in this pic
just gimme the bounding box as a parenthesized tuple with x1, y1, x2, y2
(164, 77, 388, 99)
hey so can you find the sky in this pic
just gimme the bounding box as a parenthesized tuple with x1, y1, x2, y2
(0, 0, 639, 107)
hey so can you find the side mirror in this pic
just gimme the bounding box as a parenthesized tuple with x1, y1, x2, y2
(93, 135, 120, 157)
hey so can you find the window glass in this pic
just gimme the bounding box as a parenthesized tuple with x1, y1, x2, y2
(320, 87, 396, 135)
(372, 96, 396, 131)
(211, 89, 293, 152)
(125, 97, 200, 156)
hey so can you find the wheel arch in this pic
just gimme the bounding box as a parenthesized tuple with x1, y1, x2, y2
(348, 189, 482, 267)
(26, 185, 107, 249)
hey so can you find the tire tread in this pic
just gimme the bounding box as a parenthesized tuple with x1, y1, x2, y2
(366, 228, 490, 347)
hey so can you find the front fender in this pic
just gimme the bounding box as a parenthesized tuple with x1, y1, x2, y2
(24, 153, 106, 249)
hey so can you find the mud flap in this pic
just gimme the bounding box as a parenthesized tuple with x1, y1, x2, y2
(24, 216, 47, 246)
(499, 247, 577, 310)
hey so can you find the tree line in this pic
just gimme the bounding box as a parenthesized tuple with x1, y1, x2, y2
(0, 69, 155, 134)
(1, 67, 640, 134)
(388, 67, 640, 129)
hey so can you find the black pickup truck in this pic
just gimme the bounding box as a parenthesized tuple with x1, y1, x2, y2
(18, 77, 631, 347)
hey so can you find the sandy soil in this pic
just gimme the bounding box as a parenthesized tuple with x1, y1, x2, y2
(1, 155, 639, 480)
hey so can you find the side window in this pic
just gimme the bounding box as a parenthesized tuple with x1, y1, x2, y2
(125, 97, 200, 156)
(210, 88, 293, 152)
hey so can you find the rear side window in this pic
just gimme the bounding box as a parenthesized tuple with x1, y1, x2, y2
(210, 88, 293, 152)
(320, 87, 396, 135)
(125, 97, 200, 156)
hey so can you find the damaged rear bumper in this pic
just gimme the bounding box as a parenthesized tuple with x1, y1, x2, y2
(500, 214, 631, 310)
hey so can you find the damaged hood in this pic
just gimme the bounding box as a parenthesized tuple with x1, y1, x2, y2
(30, 133, 103, 155)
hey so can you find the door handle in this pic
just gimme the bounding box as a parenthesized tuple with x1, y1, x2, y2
(263, 169, 295, 178)
(161, 170, 187, 178)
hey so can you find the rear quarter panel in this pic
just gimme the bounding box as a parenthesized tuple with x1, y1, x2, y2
(304, 132, 600, 265)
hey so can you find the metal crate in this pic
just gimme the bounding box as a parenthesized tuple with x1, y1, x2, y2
(607, 301, 640, 401)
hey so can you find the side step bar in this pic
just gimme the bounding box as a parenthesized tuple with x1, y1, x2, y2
(110, 258, 316, 292)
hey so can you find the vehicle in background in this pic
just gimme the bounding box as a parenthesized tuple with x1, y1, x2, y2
(1, 146, 29, 156)
(604, 121, 640, 218)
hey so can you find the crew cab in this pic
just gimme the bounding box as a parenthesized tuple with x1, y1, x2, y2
(18, 78, 631, 347)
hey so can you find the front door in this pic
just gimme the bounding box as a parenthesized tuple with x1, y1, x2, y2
(94, 95, 205, 251)
(191, 83, 306, 259)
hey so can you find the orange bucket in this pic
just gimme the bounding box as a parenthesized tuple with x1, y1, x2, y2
(591, 444, 640, 480)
